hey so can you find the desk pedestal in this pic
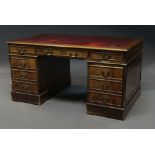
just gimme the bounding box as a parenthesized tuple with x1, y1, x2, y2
(10, 56, 71, 105)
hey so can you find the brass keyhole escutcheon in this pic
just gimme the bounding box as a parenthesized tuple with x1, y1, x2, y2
(20, 72, 27, 79)
(101, 69, 111, 77)
(101, 54, 111, 60)
(18, 60, 27, 68)
(17, 47, 26, 54)
(22, 84, 29, 91)
(101, 83, 110, 90)
(75, 53, 78, 57)
(102, 98, 109, 103)
(19, 49, 26, 54)
(44, 50, 49, 54)
(100, 95, 110, 103)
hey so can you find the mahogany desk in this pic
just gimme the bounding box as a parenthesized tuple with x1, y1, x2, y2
(7, 34, 144, 120)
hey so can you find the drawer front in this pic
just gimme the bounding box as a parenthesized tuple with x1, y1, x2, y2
(37, 48, 51, 55)
(37, 48, 88, 59)
(12, 81, 38, 94)
(10, 58, 37, 70)
(9, 45, 35, 55)
(89, 79, 122, 93)
(88, 92, 122, 107)
(90, 52, 124, 61)
(11, 69, 37, 81)
(89, 65, 123, 80)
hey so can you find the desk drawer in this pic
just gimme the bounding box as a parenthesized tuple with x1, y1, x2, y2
(37, 48, 88, 59)
(11, 69, 37, 81)
(12, 81, 39, 94)
(9, 45, 35, 55)
(89, 65, 123, 80)
(88, 91, 122, 107)
(90, 51, 124, 61)
(10, 57, 37, 70)
(89, 79, 122, 93)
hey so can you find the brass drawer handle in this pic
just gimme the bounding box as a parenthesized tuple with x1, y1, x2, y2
(60, 51, 67, 55)
(13, 82, 29, 90)
(70, 53, 78, 57)
(44, 50, 49, 54)
(18, 60, 27, 68)
(20, 72, 28, 79)
(18, 49, 26, 54)
(101, 54, 111, 60)
(101, 69, 111, 77)
(90, 94, 110, 104)
(99, 96, 110, 103)
(61, 49, 68, 52)
(38, 49, 53, 55)
(101, 84, 110, 90)
(102, 98, 110, 103)
(75, 53, 78, 57)
(17, 47, 26, 54)
(13, 82, 31, 92)
(22, 84, 30, 91)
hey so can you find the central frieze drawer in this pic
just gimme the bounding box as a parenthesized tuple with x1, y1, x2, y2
(89, 65, 123, 80)
(9, 45, 35, 55)
(12, 81, 39, 94)
(89, 78, 122, 93)
(11, 69, 37, 81)
(88, 91, 122, 107)
(10, 57, 37, 70)
(37, 48, 88, 59)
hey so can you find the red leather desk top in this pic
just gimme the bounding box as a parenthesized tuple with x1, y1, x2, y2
(8, 34, 143, 51)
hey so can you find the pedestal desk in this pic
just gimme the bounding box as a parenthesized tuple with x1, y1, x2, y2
(7, 34, 144, 120)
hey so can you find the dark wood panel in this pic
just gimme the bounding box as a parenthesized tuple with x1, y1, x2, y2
(11, 91, 51, 105)
(86, 103, 124, 120)
(125, 53, 142, 104)
(37, 56, 71, 94)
